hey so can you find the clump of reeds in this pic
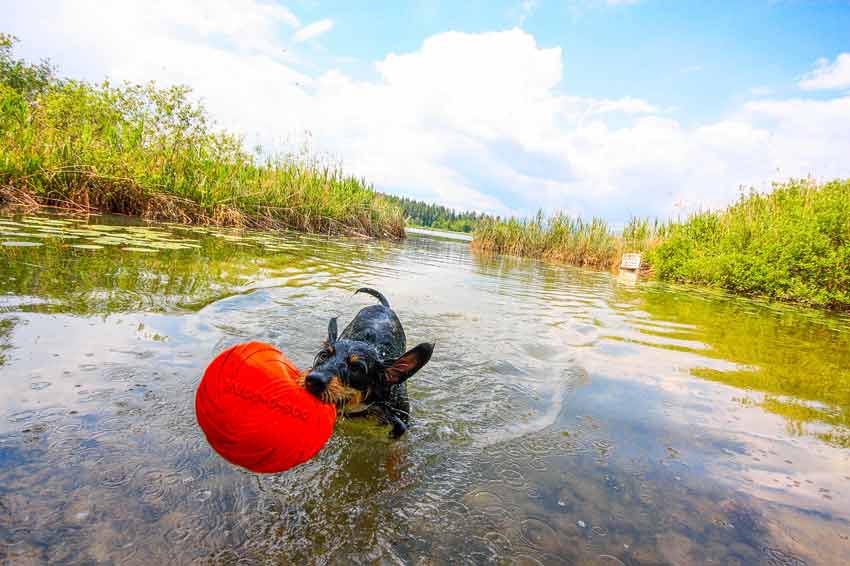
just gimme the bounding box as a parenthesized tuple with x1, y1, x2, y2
(472, 211, 626, 269)
(0, 34, 404, 238)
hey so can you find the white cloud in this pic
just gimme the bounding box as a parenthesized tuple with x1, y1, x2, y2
(799, 53, 850, 91)
(4, 2, 850, 221)
(294, 19, 334, 42)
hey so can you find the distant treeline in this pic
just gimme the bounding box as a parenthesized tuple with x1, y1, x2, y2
(380, 194, 492, 233)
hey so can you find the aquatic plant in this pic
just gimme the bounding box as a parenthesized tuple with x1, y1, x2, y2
(0, 34, 404, 238)
(472, 211, 624, 269)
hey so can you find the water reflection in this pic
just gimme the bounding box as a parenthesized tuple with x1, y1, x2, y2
(1, 212, 849, 564)
(611, 284, 850, 448)
(0, 214, 402, 314)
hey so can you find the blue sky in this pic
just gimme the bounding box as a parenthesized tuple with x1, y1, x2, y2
(4, 0, 850, 223)
(313, 1, 850, 120)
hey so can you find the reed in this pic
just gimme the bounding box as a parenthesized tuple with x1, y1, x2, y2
(0, 34, 404, 238)
(472, 211, 625, 269)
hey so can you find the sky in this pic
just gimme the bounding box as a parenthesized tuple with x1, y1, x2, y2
(4, 0, 850, 223)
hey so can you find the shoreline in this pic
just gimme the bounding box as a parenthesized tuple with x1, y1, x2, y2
(0, 185, 406, 240)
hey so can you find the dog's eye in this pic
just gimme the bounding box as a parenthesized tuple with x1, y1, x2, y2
(348, 359, 369, 387)
(315, 350, 330, 364)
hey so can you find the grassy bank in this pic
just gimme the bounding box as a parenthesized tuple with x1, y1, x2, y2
(0, 34, 404, 238)
(473, 179, 850, 310)
(649, 179, 850, 309)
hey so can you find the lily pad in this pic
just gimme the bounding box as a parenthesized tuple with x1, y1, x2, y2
(88, 236, 130, 245)
(70, 244, 105, 250)
(87, 225, 124, 232)
(2, 241, 43, 247)
(173, 226, 211, 233)
(121, 247, 158, 253)
(148, 241, 195, 250)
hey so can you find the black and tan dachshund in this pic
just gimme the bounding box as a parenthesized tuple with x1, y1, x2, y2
(304, 288, 434, 438)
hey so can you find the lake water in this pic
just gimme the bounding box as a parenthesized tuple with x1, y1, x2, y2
(1, 212, 849, 565)
(404, 227, 474, 241)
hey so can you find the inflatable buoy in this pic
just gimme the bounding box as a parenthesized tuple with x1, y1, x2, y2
(195, 342, 336, 473)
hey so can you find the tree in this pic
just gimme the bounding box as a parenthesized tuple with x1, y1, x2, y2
(0, 33, 55, 99)
(381, 193, 492, 232)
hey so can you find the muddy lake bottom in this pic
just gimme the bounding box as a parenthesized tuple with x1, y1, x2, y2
(1, 212, 849, 565)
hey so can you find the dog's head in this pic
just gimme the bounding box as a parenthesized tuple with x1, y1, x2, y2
(304, 317, 433, 408)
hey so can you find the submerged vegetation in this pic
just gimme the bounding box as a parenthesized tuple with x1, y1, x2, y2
(473, 179, 850, 310)
(0, 213, 395, 315)
(0, 34, 404, 238)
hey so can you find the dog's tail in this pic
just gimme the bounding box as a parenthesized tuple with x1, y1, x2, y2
(355, 287, 390, 307)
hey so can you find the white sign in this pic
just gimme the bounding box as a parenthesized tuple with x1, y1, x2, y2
(620, 253, 642, 270)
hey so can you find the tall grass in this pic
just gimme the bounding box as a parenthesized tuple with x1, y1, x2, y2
(472, 211, 624, 269)
(0, 35, 404, 238)
(473, 179, 850, 310)
(648, 179, 850, 309)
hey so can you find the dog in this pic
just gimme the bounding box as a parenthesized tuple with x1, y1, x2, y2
(304, 288, 434, 438)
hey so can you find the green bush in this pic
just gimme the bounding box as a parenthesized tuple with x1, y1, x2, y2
(647, 179, 850, 309)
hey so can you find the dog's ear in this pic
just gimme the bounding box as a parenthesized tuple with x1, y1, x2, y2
(327, 317, 338, 344)
(385, 343, 434, 384)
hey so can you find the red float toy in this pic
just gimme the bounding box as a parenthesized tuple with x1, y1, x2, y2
(195, 341, 336, 473)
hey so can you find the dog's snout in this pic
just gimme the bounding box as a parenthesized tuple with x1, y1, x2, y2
(305, 372, 329, 396)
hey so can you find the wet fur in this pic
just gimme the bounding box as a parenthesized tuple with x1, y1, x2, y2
(304, 288, 434, 438)
(299, 369, 365, 408)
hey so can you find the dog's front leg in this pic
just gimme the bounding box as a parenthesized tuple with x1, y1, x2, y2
(383, 408, 407, 439)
